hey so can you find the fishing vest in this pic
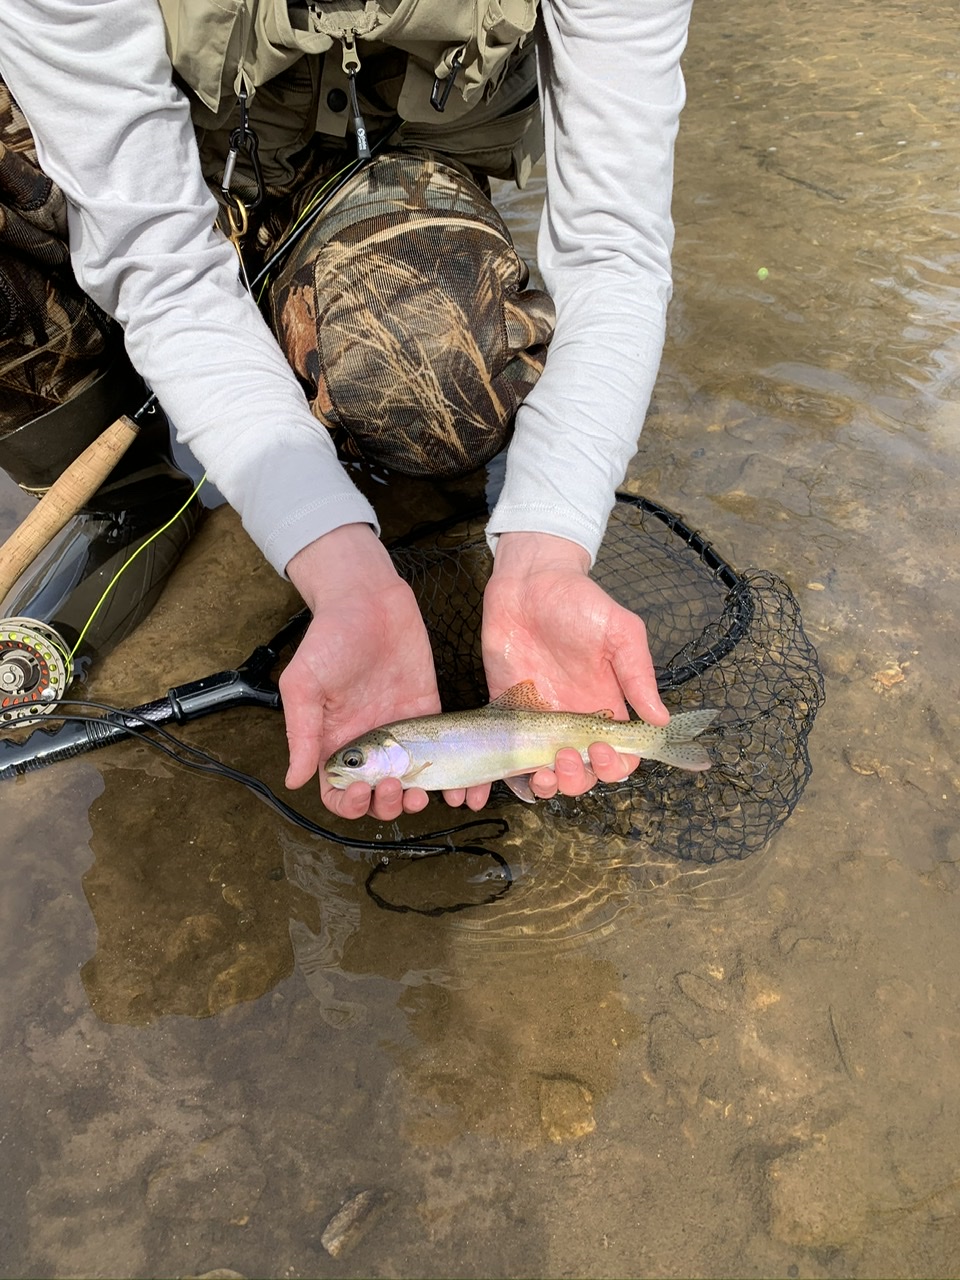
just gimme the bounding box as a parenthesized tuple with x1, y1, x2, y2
(156, 0, 543, 190)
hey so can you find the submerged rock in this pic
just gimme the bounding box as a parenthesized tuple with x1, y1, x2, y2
(320, 1188, 391, 1258)
(181, 1271, 246, 1279)
(538, 1076, 596, 1143)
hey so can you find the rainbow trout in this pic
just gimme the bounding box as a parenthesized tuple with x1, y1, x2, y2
(326, 680, 719, 802)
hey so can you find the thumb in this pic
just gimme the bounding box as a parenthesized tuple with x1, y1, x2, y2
(611, 614, 670, 726)
(281, 686, 326, 790)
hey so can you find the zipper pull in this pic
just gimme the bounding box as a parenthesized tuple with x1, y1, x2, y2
(341, 35, 371, 161)
(431, 47, 464, 113)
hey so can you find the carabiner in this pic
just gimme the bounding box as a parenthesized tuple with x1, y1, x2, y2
(224, 198, 252, 292)
(220, 90, 265, 211)
(225, 199, 249, 246)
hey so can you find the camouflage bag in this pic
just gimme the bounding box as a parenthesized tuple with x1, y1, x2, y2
(269, 149, 555, 478)
(0, 81, 117, 436)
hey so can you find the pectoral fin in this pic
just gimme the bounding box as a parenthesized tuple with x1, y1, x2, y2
(401, 760, 433, 784)
(503, 774, 538, 803)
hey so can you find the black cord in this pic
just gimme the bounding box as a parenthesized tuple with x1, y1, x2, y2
(249, 114, 401, 292)
(3, 700, 509, 859)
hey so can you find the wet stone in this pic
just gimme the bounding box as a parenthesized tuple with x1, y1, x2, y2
(872, 662, 907, 690)
(842, 748, 884, 777)
(766, 1124, 878, 1248)
(775, 925, 835, 960)
(538, 1076, 596, 1143)
(818, 646, 857, 679)
(221, 883, 250, 911)
(676, 971, 729, 1013)
(207, 952, 276, 1015)
(320, 1188, 391, 1258)
(162, 913, 226, 963)
(181, 1272, 246, 1279)
(738, 967, 782, 1012)
(646, 1012, 708, 1094)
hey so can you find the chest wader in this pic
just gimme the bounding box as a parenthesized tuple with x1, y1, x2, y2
(0, 85, 201, 713)
(190, 7, 552, 485)
(0, 2, 546, 717)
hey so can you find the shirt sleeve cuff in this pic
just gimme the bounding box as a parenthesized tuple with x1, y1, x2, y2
(231, 441, 380, 576)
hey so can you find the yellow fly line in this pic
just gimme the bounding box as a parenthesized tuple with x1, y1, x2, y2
(68, 474, 206, 663)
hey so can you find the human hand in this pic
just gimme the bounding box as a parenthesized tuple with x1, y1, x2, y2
(481, 530, 669, 801)
(280, 523, 451, 820)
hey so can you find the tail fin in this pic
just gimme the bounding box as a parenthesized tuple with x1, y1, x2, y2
(649, 709, 719, 772)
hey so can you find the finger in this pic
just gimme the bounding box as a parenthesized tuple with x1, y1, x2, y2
(530, 766, 559, 800)
(611, 615, 670, 726)
(443, 788, 467, 808)
(280, 675, 325, 789)
(554, 748, 596, 797)
(588, 743, 641, 784)
(465, 783, 492, 811)
(285, 719, 325, 789)
(369, 777, 406, 823)
(320, 777, 373, 819)
(402, 787, 431, 815)
(530, 750, 594, 799)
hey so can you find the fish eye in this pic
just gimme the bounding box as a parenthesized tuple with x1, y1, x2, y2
(341, 748, 364, 769)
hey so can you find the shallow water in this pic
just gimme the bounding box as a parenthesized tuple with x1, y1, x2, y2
(3, 1, 960, 1276)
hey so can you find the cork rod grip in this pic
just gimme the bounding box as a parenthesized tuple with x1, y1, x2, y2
(0, 415, 139, 605)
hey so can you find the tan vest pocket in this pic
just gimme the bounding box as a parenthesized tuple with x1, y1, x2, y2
(157, 0, 246, 112)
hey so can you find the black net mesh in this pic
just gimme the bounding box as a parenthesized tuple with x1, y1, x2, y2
(389, 493, 824, 865)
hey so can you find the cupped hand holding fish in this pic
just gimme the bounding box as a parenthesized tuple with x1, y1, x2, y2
(324, 531, 716, 806)
(289, 527, 713, 816)
(281, 523, 463, 821)
(479, 531, 672, 799)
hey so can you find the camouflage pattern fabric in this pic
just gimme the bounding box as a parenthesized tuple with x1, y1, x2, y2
(1, 72, 554, 484)
(269, 150, 555, 477)
(0, 81, 116, 436)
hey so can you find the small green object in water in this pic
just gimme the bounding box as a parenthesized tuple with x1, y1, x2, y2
(757, 266, 769, 280)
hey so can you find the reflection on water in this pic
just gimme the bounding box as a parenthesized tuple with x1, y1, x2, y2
(78, 748, 322, 1024)
(4, 0, 960, 1275)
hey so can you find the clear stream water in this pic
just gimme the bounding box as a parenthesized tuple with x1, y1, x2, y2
(2, 2, 960, 1276)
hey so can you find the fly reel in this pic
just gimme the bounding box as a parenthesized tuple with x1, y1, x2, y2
(0, 618, 71, 724)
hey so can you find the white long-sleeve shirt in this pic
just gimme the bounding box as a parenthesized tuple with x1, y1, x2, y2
(0, 0, 691, 574)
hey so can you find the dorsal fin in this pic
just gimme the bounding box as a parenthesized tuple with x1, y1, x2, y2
(486, 680, 554, 712)
(592, 708, 616, 720)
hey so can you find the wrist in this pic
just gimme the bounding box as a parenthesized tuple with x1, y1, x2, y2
(492, 530, 591, 577)
(286, 522, 397, 611)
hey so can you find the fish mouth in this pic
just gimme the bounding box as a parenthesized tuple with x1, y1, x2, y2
(324, 767, 353, 789)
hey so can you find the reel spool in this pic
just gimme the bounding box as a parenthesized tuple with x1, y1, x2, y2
(0, 618, 71, 724)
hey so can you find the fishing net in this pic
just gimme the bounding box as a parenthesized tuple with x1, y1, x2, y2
(388, 493, 824, 865)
